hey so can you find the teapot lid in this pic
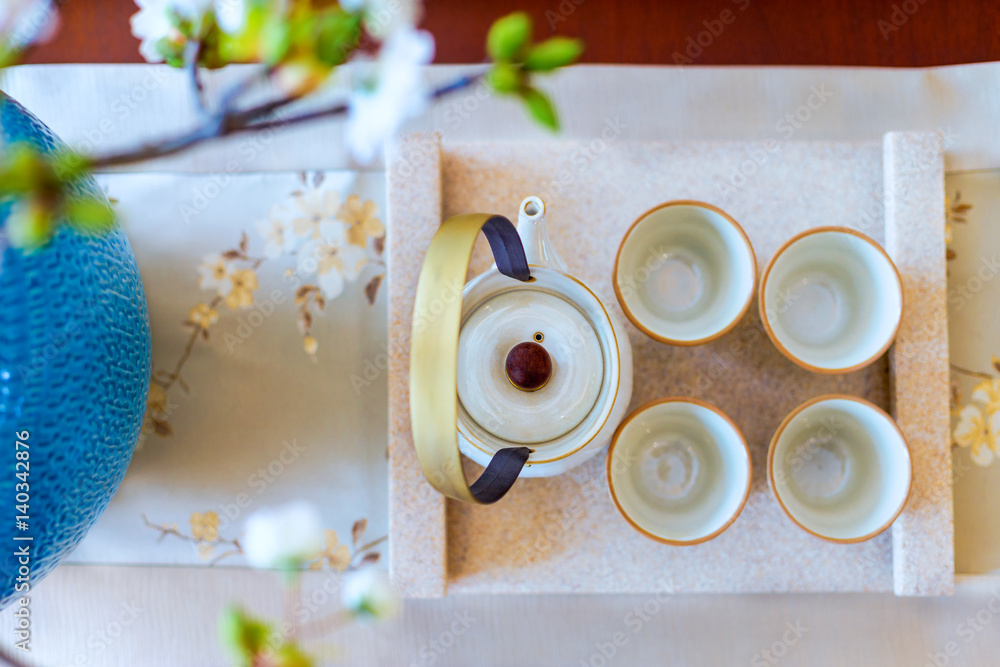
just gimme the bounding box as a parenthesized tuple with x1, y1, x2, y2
(457, 286, 605, 445)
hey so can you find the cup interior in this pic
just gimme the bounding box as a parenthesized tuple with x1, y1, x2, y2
(608, 400, 750, 544)
(761, 229, 902, 372)
(615, 203, 755, 344)
(769, 397, 911, 542)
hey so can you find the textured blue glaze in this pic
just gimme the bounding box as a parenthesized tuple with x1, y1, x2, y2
(0, 94, 151, 608)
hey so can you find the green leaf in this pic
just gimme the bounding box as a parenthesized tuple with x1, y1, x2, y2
(524, 37, 584, 71)
(486, 63, 522, 94)
(521, 87, 559, 131)
(5, 199, 55, 250)
(273, 642, 315, 667)
(218, 607, 272, 666)
(218, 4, 269, 62)
(0, 144, 45, 193)
(487, 12, 532, 61)
(259, 17, 292, 63)
(0, 46, 20, 69)
(65, 197, 116, 234)
(52, 151, 91, 182)
(316, 10, 363, 66)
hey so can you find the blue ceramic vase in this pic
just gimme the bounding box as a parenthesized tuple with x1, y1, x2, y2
(0, 94, 151, 608)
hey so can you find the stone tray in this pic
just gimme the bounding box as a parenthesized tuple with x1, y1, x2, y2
(386, 132, 951, 597)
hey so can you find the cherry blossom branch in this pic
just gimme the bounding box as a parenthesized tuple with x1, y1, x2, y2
(185, 40, 206, 115)
(142, 513, 242, 550)
(0, 650, 31, 667)
(241, 72, 484, 133)
(156, 295, 223, 392)
(351, 535, 387, 566)
(88, 72, 484, 169)
(951, 364, 995, 380)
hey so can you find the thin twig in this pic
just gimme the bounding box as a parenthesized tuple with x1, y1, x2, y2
(209, 547, 243, 566)
(89, 73, 484, 169)
(0, 650, 32, 667)
(298, 608, 351, 638)
(285, 575, 302, 640)
(185, 41, 206, 115)
(156, 295, 223, 392)
(951, 364, 995, 380)
(228, 93, 302, 127)
(89, 118, 227, 168)
(241, 72, 484, 134)
(141, 513, 241, 550)
(218, 65, 276, 112)
(350, 535, 387, 566)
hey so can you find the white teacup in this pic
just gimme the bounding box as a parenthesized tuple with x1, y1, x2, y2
(614, 201, 757, 346)
(606, 398, 751, 545)
(768, 395, 911, 543)
(759, 227, 903, 373)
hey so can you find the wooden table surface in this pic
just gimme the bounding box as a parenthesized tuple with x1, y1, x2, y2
(28, 0, 1000, 67)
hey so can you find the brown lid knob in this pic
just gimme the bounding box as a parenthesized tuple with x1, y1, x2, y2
(505, 341, 552, 392)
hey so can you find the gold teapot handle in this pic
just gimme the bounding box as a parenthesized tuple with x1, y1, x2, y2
(410, 213, 532, 503)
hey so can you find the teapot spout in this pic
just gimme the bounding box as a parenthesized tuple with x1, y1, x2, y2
(516, 196, 568, 272)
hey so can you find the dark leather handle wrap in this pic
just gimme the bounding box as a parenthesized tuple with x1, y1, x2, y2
(482, 214, 532, 282)
(469, 446, 532, 504)
(468, 215, 531, 503)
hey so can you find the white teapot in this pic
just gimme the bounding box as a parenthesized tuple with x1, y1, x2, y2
(410, 196, 633, 503)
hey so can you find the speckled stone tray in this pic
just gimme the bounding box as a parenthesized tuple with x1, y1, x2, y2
(386, 132, 951, 597)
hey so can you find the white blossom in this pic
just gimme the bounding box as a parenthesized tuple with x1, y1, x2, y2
(1, 0, 58, 49)
(345, 27, 434, 164)
(298, 221, 367, 300)
(255, 204, 296, 258)
(242, 501, 325, 569)
(197, 252, 232, 292)
(341, 568, 401, 622)
(213, 0, 286, 35)
(212, 0, 244, 33)
(130, 0, 214, 63)
(341, 0, 421, 40)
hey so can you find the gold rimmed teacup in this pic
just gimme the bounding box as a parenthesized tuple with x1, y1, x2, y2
(606, 397, 752, 545)
(758, 227, 903, 374)
(613, 201, 757, 346)
(767, 394, 912, 543)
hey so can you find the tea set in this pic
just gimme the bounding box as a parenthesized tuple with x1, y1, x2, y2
(410, 195, 909, 545)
